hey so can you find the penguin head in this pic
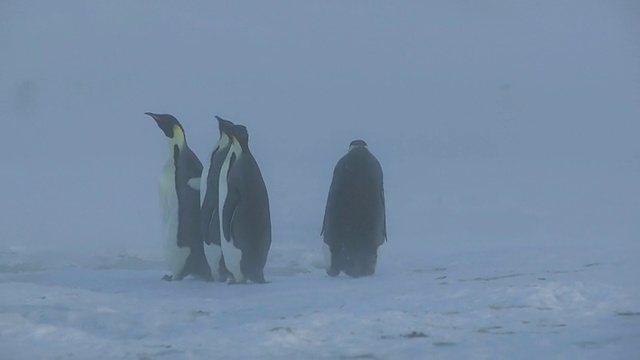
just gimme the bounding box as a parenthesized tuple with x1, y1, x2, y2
(215, 116, 235, 138)
(145, 112, 185, 143)
(349, 139, 368, 151)
(232, 125, 249, 150)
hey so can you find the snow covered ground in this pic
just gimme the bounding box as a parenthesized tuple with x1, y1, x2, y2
(1, 239, 638, 359)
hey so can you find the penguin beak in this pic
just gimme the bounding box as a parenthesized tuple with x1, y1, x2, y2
(144, 112, 158, 121)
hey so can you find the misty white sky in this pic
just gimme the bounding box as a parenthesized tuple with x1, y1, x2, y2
(1, 1, 639, 258)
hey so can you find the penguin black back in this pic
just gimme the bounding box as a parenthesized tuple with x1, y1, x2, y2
(322, 139, 386, 278)
(220, 124, 272, 284)
(200, 116, 235, 281)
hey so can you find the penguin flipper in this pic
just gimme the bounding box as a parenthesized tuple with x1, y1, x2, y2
(321, 172, 340, 242)
(201, 195, 215, 245)
(381, 184, 387, 242)
(200, 146, 219, 223)
(221, 151, 239, 243)
(221, 187, 240, 244)
(186, 177, 201, 191)
(321, 175, 335, 238)
(379, 164, 387, 241)
(205, 207, 220, 246)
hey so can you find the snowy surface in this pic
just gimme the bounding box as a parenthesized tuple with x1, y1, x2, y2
(1, 240, 638, 359)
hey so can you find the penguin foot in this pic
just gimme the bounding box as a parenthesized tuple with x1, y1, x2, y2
(249, 278, 270, 284)
(227, 279, 247, 285)
(200, 274, 215, 282)
(327, 268, 340, 277)
(162, 274, 173, 281)
(212, 274, 229, 283)
(344, 268, 361, 278)
(248, 273, 268, 284)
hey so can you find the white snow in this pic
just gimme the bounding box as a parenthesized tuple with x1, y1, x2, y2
(1, 240, 638, 359)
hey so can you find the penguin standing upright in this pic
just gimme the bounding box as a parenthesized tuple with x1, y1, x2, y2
(145, 112, 211, 281)
(218, 124, 271, 284)
(200, 116, 234, 281)
(322, 140, 386, 278)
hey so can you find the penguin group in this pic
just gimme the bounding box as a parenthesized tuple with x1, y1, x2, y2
(146, 112, 385, 283)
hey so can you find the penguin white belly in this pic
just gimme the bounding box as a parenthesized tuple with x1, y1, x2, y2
(218, 152, 244, 283)
(219, 212, 243, 282)
(159, 163, 190, 278)
(201, 151, 224, 281)
(204, 240, 223, 281)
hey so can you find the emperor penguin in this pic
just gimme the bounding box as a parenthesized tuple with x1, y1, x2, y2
(322, 140, 386, 278)
(218, 124, 271, 284)
(200, 116, 234, 282)
(145, 112, 211, 281)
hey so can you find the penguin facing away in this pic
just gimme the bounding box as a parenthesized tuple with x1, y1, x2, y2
(322, 139, 386, 278)
(219, 124, 271, 284)
(200, 116, 234, 282)
(145, 112, 211, 281)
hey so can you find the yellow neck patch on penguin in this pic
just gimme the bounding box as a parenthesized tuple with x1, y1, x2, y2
(217, 133, 230, 148)
(169, 124, 186, 149)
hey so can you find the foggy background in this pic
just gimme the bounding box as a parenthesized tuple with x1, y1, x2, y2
(1, 1, 639, 260)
